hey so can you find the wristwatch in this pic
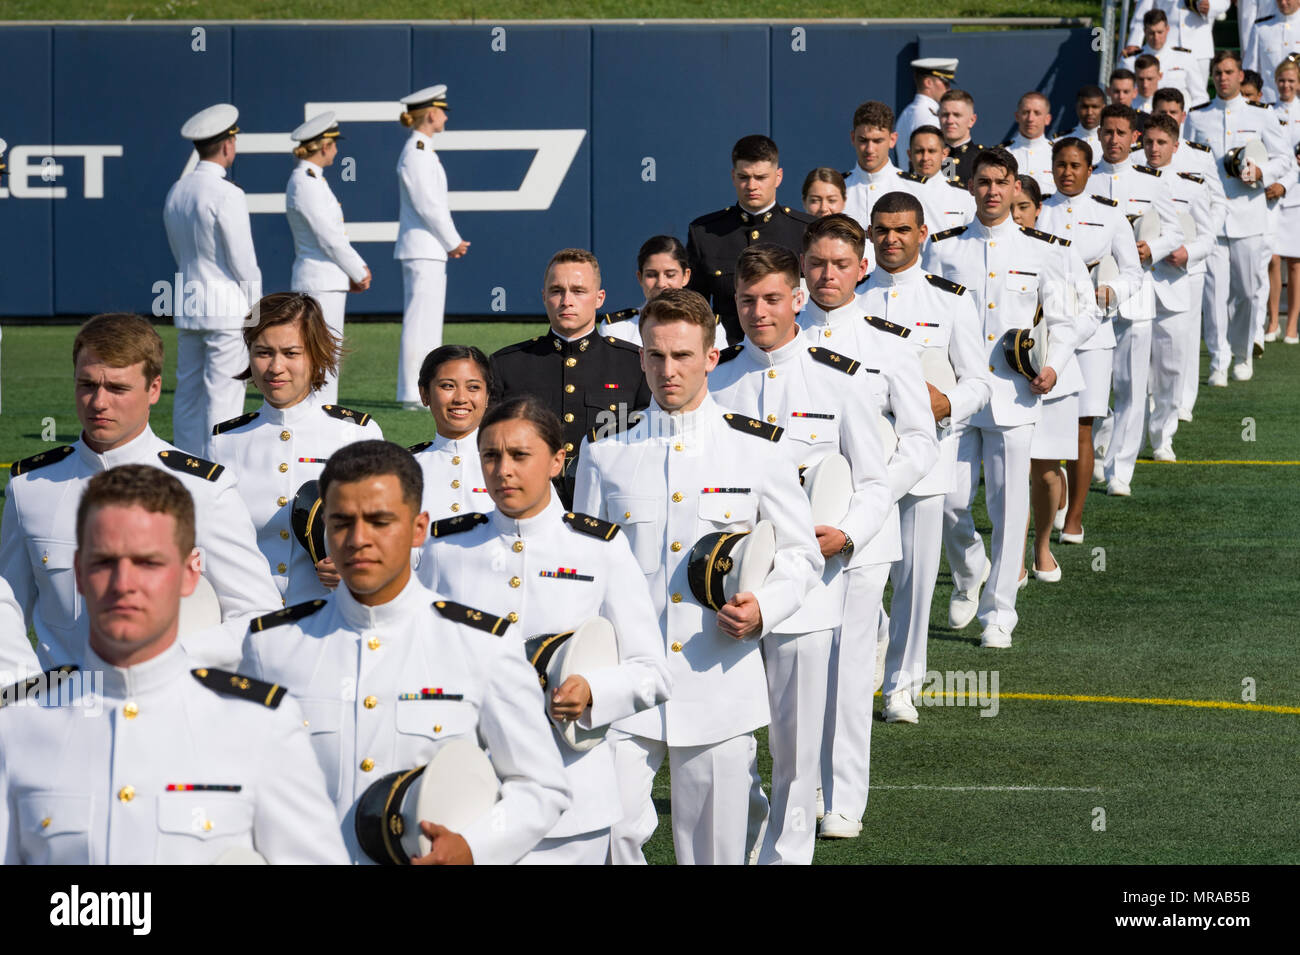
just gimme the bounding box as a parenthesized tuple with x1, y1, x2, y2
(838, 533, 855, 558)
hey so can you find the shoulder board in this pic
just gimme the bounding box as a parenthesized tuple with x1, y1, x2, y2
(723, 413, 783, 442)
(0, 665, 77, 709)
(1019, 226, 1056, 244)
(1256, 14, 1275, 23)
(433, 599, 511, 636)
(192, 667, 287, 708)
(1091, 194, 1118, 207)
(948, 178, 967, 188)
(600, 307, 639, 324)
(321, 404, 372, 426)
(1247, 100, 1268, 109)
(863, 316, 911, 338)
(603, 335, 642, 354)
(1177, 171, 1206, 184)
(807, 345, 862, 374)
(407, 440, 433, 454)
(780, 206, 816, 223)
(715, 343, 745, 365)
(692, 206, 735, 227)
(1172, 45, 1192, 52)
(157, 449, 224, 482)
(999, 138, 1013, 148)
(9, 445, 74, 478)
(590, 413, 642, 443)
(563, 510, 621, 541)
(924, 273, 966, 296)
(212, 410, 260, 435)
(897, 170, 925, 183)
(431, 512, 489, 538)
(931, 225, 967, 242)
(306, 168, 317, 178)
(1052, 234, 1072, 247)
(840, 169, 854, 180)
(250, 599, 327, 633)
(1134, 164, 1161, 176)
(1130, 142, 1144, 152)
(416, 140, 425, 150)
(1191, 102, 1213, 111)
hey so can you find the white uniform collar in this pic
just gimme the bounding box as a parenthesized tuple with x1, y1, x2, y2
(76, 423, 159, 471)
(971, 215, 1019, 240)
(336, 573, 431, 631)
(1012, 131, 1050, 148)
(741, 329, 803, 367)
(648, 392, 716, 442)
(489, 492, 565, 540)
(432, 428, 478, 454)
(866, 162, 901, 185)
(410, 129, 434, 147)
(1043, 190, 1079, 208)
(86, 639, 188, 699)
(1218, 93, 1244, 109)
(1097, 155, 1134, 174)
(261, 389, 323, 426)
(875, 259, 927, 286)
(196, 160, 228, 179)
(802, 296, 860, 328)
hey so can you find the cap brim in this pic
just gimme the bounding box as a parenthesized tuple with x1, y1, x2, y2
(805, 454, 853, 528)
(733, 520, 777, 597)
(408, 739, 500, 855)
(178, 575, 222, 637)
(291, 480, 327, 565)
(551, 617, 619, 751)
(920, 348, 958, 394)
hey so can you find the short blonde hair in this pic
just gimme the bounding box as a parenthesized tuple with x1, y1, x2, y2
(73, 314, 165, 384)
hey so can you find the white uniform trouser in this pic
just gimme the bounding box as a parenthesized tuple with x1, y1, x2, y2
(884, 492, 944, 698)
(300, 288, 346, 406)
(174, 327, 247, 454)
(1106, 317, 1154, 486)
(821, 562, 889, 822)
(519, 829, 610, 865)
(943, 423, 1034, 632)
(1227, 234, 1266, 368)
(397, 258, 447, 403)
(1253, 237, 1271, 348)
(1202, 238, 1231, 376)
(609, 731, 756, 865)
(1179, 273, 1206, 414)
(1148, 303, 1192, 452)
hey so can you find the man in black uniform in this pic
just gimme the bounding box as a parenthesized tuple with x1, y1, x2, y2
(686, 134, 814, 345)
(490, 248, 651, 508)
(938, 89, 984, 186)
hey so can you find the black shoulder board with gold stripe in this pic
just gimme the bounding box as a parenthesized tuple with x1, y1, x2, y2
(416, 140, 425, 150)
(897, 170, 925, 183)
(1190, 102, 1212, 111)
(306, 168, 317, 178)
(433, 599, 511, 636)
(212, 410, 260, 435)
(925, 274, 966, 296)
(563, 510, 621, 541)
(250, 599, 327, 633)
(1134, 164, 1161, 176)
(1172, 45, 1192, 52)
(948, 178, 967, 188)
(999, 138, 1013, 148)
(863, 316, 911, 339)
(407, 440, 433, 454)
(601, 307, 639, 324)
(808, 346, 862, 374)
(1177, 171, 1205, 184)
(1091, 194, 1118, 207)
(192, 667, 287, 708)
(931, 225, 967, 242)
(590, 413, 642, 443)
(9, 445, 74, 478)
(1051, 234, 1072, 247)
(1247, 99, 1268, 109)
(1019, 226, 1056, 244)
(1255, 13, 1275, 23)
(1185, 140, 1210, 152)
(715, 343, 744, 365)
(723, 413, 783, 442)
(157, 449, 224, 482)
(321, 404, 372, 426)
(431, 512, 489, 538)
(0, 665, 77, 708)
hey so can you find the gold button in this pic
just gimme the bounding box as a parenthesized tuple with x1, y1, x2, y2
(280, 530, 290, 539)
(890, 291, 898, 298)
(1067, 206, 1072, 213)
(278, 462, 288, 473)
(276, 562, 287, 573)
(123, 702, 139, 719)
(451, 479, 461, 488)
(360, 759, 375, 772)
(203, 819, 214, 831)
(725, 511, 732, 518)
(565, 384, 575, 394)
(451, 503, 461, 512)
(277, 495, 288, 506)
(507, 612, 519, 623)
(989, 365, 996, 372)
(364, 695, 377, 709)
(987, 303, 996, 309)
(671, 541, 682, 552)
(987, 334, 995, 341)
(671, 641, 683, 652)
(824, 329, 832, 337)
(714, 270, 722, 276)
(988, 271, 996, 278)
(40, 817, 51, 829)
(430, 723, 441, 734)
(750, 230, 759, 239)
(41, 554, 48, 565)
(989, 241, 996, 247)
(674, 443, 683, 452)
(510, 576, 521, 588)
(368, 637, 381, 650)
(625, 510, 634, 518)
(565, 357, 577, 367)
(767, 414, 776, 423)
(280, 430, 291, 441)
(118, 785, 135, 803)
(608, 404, 617, 412)
(564, 442, 574, 452)
(767, 369, 777, 378)
(810, 433, 817, 440)
(563, 413, 574, 423)
(671, 593, 683, 603)
(507, 541, 522, 555)
(672, 492, 683, 503)
(451, 455, 461, 465)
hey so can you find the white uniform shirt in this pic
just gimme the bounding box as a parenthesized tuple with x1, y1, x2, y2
(909, 174, 977, 232)
(0, 577, 38, 681)
(895, 93, 942, 166)
(1005, 132, 1057, 195)
(707, 332, 897, 628)
(1186, 94, 1293, 237)
(1122, 44, 1204, 106)
(850, 264, 992, 495)
(241, 577, 571, 865)
(0, 427, 280, 670)
(206, 392, 383, 605)
(0, 643, 348, 864)
(418, 496, 671, 839)
(1059, 124, 1103, 164)
(162, 160, 261, 329)
(572, 395, 822, 748)
(394, 130, 462, 262)
(285, 159, 368, 292)
(1164, 167, 1218, 275)
(1127, 0, 1229, 64)
(1245, 8, 1300, 103)
(603, 307, 729, 351)
(1275, 98, 1300, 147)
(844, 162, 905, 268)
(410, 430, 490, 520)
(1091, 156, 1188, 313)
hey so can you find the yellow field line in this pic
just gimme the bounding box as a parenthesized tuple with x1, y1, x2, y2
(1139, 459, 1300, 466)
(880, 689, 1300, 715)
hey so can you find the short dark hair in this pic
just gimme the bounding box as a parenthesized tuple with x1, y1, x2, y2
(195, 138, 227, 161)
(852, 100, 895, 133)
(320, 441, 423, 513)
(1143, 112, 1180, 140)
(1101, 103, 1138, 131)
(636, 235, 689, 273)
(803, 213, 868, 258)
(909, 124, 946, 148)
(1242, 69, 1263, 91)
(417, 344, 492, 395)
(1076, 84, 1106, 102)
(801, 167, 846, 201)
(479, 395, 565, 456)
(732, 134, 779, 166)
(1135, 53, 1161, 73)
(238, 292, 342, 389)
(972, 146, 1018, 179)
(1052, 136, 1094, 166)
(639, 287, 717, 351)
(1109, 68, 1137, 85)
(1142, 8, 1168, 26)
(1212, 49, 1242, 71)
(1152, 87, 1185, 109)
(77, 464, 196, 557)
(1017, 175, 1043, 208)
(940, 88, 975, 109)
(870, 191, 925, 229)
(735, 243, 800, 289)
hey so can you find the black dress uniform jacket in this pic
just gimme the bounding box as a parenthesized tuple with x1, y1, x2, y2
(686, 204, 814, 345)
(490, 328, 651, 508)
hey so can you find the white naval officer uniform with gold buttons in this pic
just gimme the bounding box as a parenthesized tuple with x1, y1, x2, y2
(207, 393, 382, 606)
(409, 430, 490, 521)
(0, 577, 38, 683)
(1005, 132, 1057, 196)
(907, 173, 978, 233)
(0, 644, 348, 864)
(240, 577, 571, 865)
(895, 93, 942, 168)
(572, 394, 822, 865)
(843, 161, 904, 270)
(418, 496, 671, 864)
(708, 334, 896, 864)
(0, 428, 280, 671)
(851, 265, 991, 708)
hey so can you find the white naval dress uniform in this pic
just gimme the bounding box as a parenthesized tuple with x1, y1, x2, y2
(850, 265, 990, 705)
(286, 160, 369, 406)
(1187, 95, 1292, 374)
(206, 393, 382, 606)
(922, 219, 1081, 637)
(572, 395, 822, 865)
(395, 130, 463, 404)
(0, 428, 280, 670)
(1090, 156, 1184, 485)
(708, 334, 895, 863)
(895, 93, 942, 168)
(1005, 133, 1057, 196)
(1121, 44, 1204, 107)
(163, 160, 261, 455)
(418, 497, 672, 864)
(0, 643, 348, 864)
(241, 576, 571, 865)
(1060, 124, 1102, 164)
(1127, 0, 1230, 93)
(603, 308, 730, 351)
(1246, 8, 1300, 104)
(844, 162, 905, 269)
(0, 577, 38, 683)
(1274, 101, 1300, 257)
(913, 175, 977, 233)
(409, 430, 490, 521)
(795, 299, 937, 820)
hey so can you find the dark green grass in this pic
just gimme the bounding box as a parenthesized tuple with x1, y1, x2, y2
(2, 321, 1297, 864)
